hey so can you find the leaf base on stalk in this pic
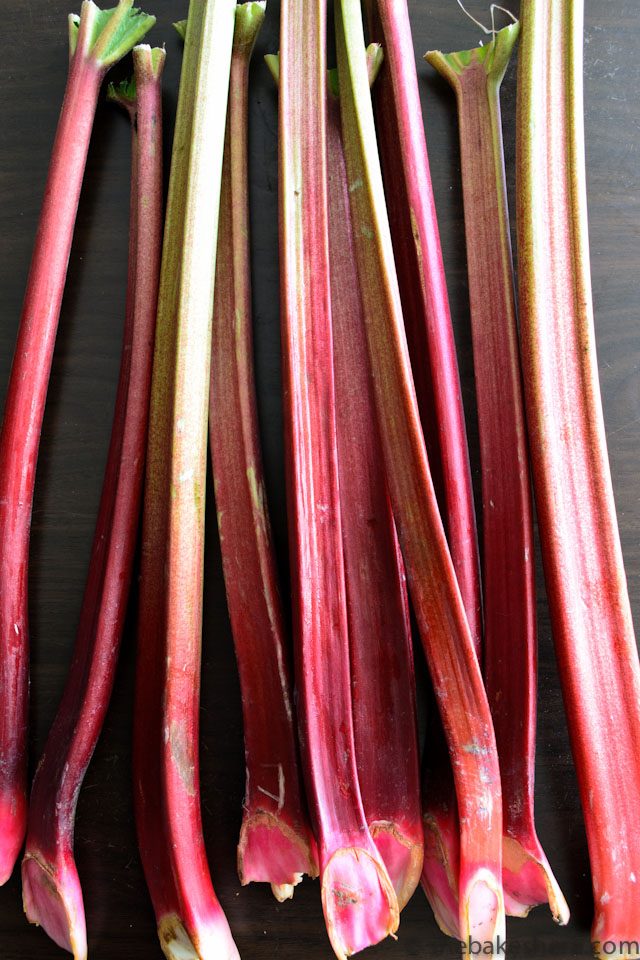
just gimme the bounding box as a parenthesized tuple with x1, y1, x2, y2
(157, 911, 240, 960)
(238, 810, 319, 901)
(369, 821, 423, 912)
(0, 791, 27, 886)
(321, 846, 399, 960)
(502, 836, 569, 924)
(22, 852, 86, 960)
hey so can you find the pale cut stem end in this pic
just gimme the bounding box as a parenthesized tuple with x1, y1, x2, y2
(237, 811, 319, 898)
(22, 854, 87, 960)
(502, 836, 570, 925)
(369, 822, 423, 912)
(421, 812, 461, 939)
(321, 847, 399, 960)
(158, 913, 240, 960)
(460, 870, 506, 960)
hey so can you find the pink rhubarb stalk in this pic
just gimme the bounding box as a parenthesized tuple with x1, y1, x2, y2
(516, 1, 640, 956)
(133, 3, 240, 959)
(327, 52, 423, 912)
(278, 1, 399, 956)
(20, 44, 164, 960)
(335, 0, 505, 954)
(208, 1, 318, 903)
(0, 0, 154, 887)
(362, 3, 482, 930)
(427, 21, 568, 926)
(364, 0, 481, 642)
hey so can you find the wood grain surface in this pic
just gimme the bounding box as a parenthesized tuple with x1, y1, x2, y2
(0, 1, 638, 958)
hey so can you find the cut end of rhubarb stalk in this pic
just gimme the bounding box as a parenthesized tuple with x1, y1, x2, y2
(369, 822, 423, 912)
(0, 791, 27, 886)
(22, 854, 87, 960)
(425, 22, 520, 88)
(421, 813, 460, 939)
(69, 1, 156, 68)
(158, 913, 240, 960)
(238, 810, 319, 899)
(502, 836, 569, 925)
(321, 847, 399, 960)
(460, 870, 505, 959)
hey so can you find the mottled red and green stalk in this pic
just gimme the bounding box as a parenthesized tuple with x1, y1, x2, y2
(426, 22, 568, 929)
(364, 0, 480, 643)
(20, 44, 163, 960)
(133, 3, 239, 959)
(0, 0, 154, 888)
(278, 1, 399, 956)
(516, 2, 640, 956)
(208, 1, 318, 903)
(326, 50, 423, 913)
(335, 0, 505, 954)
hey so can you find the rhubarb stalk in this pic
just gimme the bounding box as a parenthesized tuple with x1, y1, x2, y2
(208, 1, 318, 903)
(0, 0, 154, 887)
(20, 44, 164, 960)
(427, 21, 568, 926)
(364, 0, 481, 644)
(327, 53, 423, 912)
(516, 1, 640, 955)
(335, 0, 505, 954)
(278, 1, 399, 956)
(134, 3, 240, 959)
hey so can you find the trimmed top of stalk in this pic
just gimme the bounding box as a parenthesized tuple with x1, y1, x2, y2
(69, 1, 155, 67)
(175, 2, 266, 50)
(425, 21, 519, 87)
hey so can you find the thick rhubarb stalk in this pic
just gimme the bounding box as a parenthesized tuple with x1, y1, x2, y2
(20, 44, 164, 960)
(208, 1, 318, 904)
(364, 0, 481, 643)
(335, 1, 505, 955)
(0, 0, 154, 888)
(326, 54, 423, 913)
(426, 23, 568, 927)
(134, 4, 239, 960)
(278, 2, 399, 957)
(516, 2, 640, 956)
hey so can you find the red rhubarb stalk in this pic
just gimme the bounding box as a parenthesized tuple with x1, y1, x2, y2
(327, 53, 423, 912)
(427, 21, 568, 926)
(278, 1, 399, 956)
(0, 0, 154, 887)
(364, 0, 481, 643)
(134, 3, 239, 959)
(362, 3, 482, 929)
(20, 44, 164, 960)
(335, 1, 505, 954)
(516, 1, 640, 955)
(208, 1, 318, 903)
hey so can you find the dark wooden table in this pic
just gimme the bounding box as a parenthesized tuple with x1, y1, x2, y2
(1, 1, 638, 958)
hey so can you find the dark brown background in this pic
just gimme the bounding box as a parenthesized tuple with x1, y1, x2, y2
(1, 1, 638, 958)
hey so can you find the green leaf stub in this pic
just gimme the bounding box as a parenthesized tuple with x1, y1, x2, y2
(70, 1, 155, 69)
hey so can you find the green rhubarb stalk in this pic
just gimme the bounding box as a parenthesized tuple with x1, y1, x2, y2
(134, 3, 240, 958)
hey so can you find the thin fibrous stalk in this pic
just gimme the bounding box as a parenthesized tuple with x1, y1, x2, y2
(516, 2, 640, 956)
(208, 1, 318, 904)
(327, 50, 424, 913)
(20, 44, 163, 960)
(335, 1, 505, 956)
(0, 0, 154, 888)
(278, 2, 399, 957)
(364, 0, 481, 646)
(134, 3, 239, 960)
(427, 23, 568, 928)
